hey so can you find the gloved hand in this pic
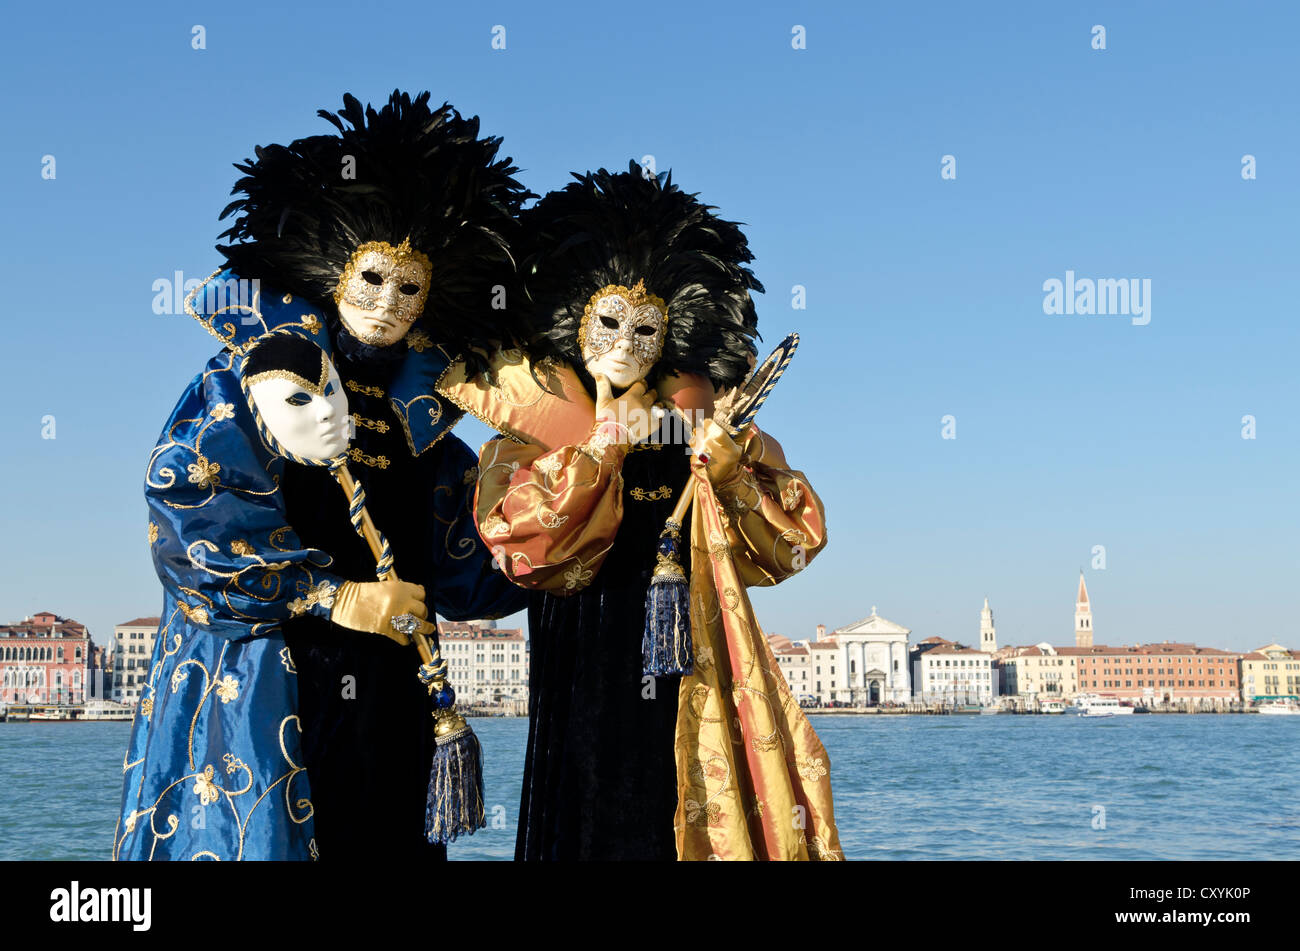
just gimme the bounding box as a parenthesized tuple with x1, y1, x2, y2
(330, 578, 430, 646)
(689, 418, 747, 488)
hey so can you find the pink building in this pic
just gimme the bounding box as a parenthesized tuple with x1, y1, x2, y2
(0, 611, 92, 704)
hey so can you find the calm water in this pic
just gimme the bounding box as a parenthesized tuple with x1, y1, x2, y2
(1, 715, 1296, 860)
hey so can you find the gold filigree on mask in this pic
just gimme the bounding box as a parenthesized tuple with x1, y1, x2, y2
(334, 238, 433, 325)
(578, 280, 668, 368)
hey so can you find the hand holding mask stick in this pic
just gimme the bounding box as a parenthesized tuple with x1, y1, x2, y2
(240, 330, 485, 844)
(642, 333, 800, 677)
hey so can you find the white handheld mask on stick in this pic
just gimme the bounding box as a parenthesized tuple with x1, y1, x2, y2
(242, 334, 351, 463)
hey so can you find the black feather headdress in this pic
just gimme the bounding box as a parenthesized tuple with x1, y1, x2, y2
(518, 161, 762, 391)
(216, 90, 531, 371)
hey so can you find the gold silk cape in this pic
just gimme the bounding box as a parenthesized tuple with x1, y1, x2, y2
(438, 351, 844, 860)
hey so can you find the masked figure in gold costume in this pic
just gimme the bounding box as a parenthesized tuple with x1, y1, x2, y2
(440, 163, 843, 860)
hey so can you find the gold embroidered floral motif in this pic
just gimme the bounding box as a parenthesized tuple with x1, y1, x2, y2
(708, 531, 731, 558)
(535, 455, 563, 477)
(301, 313, 321, 334)
(186, 456, 221, 489)
(287, 580, 338, 617)
(482, 515, 509, 538)
(147, 522, 159, 545)
(210, 403, 236, 421)
(695, 644, 715, 670)
(630, 485, 673, 502)
(562, 562, 594, 591)
(798, 757, 828, 781)
(215, 675, 240, 704)
(140, 696, 154, 719)
(685, 798, 721, 827)
(347, 447, 390, 469)
(463, 466, 479, 485)
(194, 765, 220, 806)
(223, 753, 246, 775)
(782, 481, 804, 509)
(171, 668, 189, 691)
(722, 587, 740, 610)
(352, 414, 390, 434)
(345, 380, 385, 398)
(405, 328, 433, 352)
(687, 760, 707, 785)
(229, 539, 254, 556)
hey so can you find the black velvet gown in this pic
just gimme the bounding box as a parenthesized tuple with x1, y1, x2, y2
(280, 334, 525, 861)
(516, 431, 692, 861)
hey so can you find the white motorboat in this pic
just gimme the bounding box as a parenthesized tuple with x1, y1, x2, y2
(1068, 693, 1134, 717)
(1256, 699, 1300, 716)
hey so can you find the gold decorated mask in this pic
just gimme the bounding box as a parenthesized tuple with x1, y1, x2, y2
(579, 280, 668, 389)
(334, 238, 433, 346)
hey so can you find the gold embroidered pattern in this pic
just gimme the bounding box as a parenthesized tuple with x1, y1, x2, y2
(352, 414, 390, 434)
(630, 485, 673, 502)
(282, 293, 293, 304)
(140, 696, 154, 719)
(279, 646, 296, 674)
(535, 455, 563, 478)
(287, 581, 338, 617)
(782, 481, 804, 510)
(345, 380, 385, 398)
(629, 441, 664, 453)
(562, 561, 594, 591)
(685, 798, 722, 827)
(215, 675, 240, 704)
(229, 539, 254, 556)
(300, 313, 321, 334)
(406, 328, 433, 352)
(347, 447, 390, 469)
(177, 602, 211, 626)
(797, 757, 828, 782)
(186, 456, 221, 489)
(148, 522, 159, 545)
(193, 765, 220, 806)
(482, 515, 509, 538)
(536, 505, 569, 529)
(210, 403, 236, 421)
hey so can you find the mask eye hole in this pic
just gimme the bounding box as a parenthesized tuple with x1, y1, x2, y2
(323, 381, 335, 397)
(361, 270, 384, 286)
(599, 316, 619, 330)
(285, 392, 312, 407)
(634, 325, 657, 336)
(399, 283, 420, 296)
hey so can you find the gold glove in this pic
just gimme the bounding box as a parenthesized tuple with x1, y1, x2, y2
(690, 419, 747, 487)
(330, 579, 430, 646)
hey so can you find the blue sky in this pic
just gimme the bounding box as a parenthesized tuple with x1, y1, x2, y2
(1, 1, 1295, 653)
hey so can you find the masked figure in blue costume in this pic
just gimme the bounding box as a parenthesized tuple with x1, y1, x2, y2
(114, 91, 530, 861)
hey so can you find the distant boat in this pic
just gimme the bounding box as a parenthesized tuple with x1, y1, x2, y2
(1256, 699, 1300, 716)
(80, 700, 134, 721)
(28, 710, 69, 721)
(1068, 694, 1134, 717)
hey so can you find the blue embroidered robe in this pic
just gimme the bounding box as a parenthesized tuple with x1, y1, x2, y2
(114, 271, 522, 860)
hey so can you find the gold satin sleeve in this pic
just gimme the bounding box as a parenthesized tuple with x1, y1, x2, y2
(474, 423, 628, 594)
(709, 426, 828, 588)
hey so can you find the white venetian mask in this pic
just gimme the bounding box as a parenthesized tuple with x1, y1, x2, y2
(243, 336, 351, 462)
(579, 280, 668, 389)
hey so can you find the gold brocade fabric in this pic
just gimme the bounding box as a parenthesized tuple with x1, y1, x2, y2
(465, 353, 843, 859)
(674, 443, 843, 860)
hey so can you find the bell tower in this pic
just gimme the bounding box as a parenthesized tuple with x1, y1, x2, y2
(1075, 572, 1093, 647)
(980, 596, 997, 652)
